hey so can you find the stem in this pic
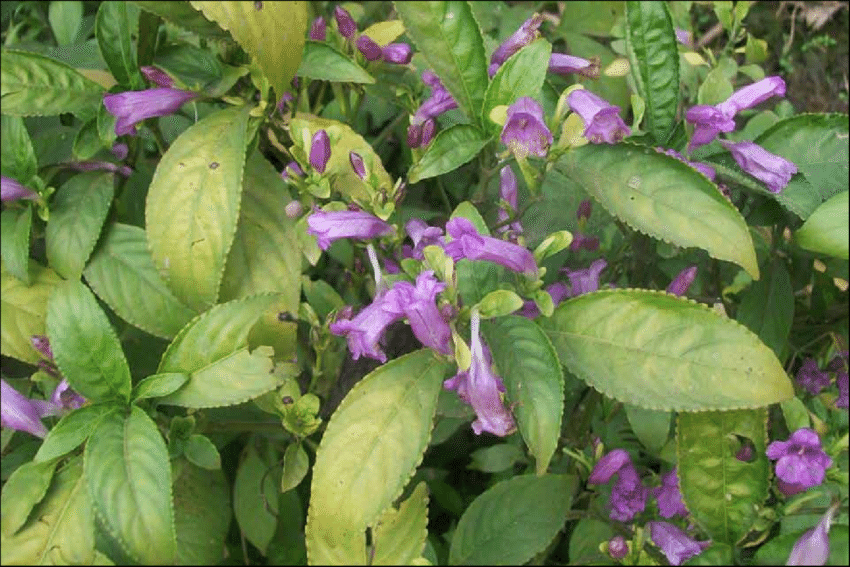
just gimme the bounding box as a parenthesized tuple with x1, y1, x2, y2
(371, 112, 406, 152)
(436, 177, 453, 215)
(330, 82, 351, 122)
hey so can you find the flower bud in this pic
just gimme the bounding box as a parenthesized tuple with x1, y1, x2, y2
(382, 43, 413, 64)
(1, 176, 38, 202)
(577, 199, 592, 221)
(355, 35, 382, 61)
(309, 16, 326, 41)
(334, 6, 356, 38)
(111, 142, 129, 160)
(608, 536, 628, 560)
(285, 201, 303, 218)
(349, 151, 367, 179)
(407, 123, 422, 148)
(309, 130, 331, 173)
(666, 266, 698, 297)
(140, 65, 174, 88)
(420, 118, 436, 146)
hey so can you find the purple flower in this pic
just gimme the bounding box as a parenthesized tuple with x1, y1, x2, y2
(382, 43, 413, 65)
(333, 6, 356, 38)
(281, 161, 303, 181)
(1, 176, 38, 202)
(496, 166, 523, 236)
(51, 379, 85, 411)
(608, 536, 628, 560)
(653, 467, 689, 518)
(562, 259, 607, 297)
(349, 151, 367, 180)
(443, 311, 515, 436)
(787, 504, 837, 566)
(766, 428, 833, 496)
(577, 199, 593, 221)
(31, 335, 54, 361)
(836, 370, 848, 409)
(569, 232, 600, 252)
(68, 161, 133, 177)
(718, 76, 786, 117)
(648, 521, 710, 566)
(661, 148, 717, 181)
(719, 140, 797, 193)
(355, 35, 382, 61)
(500, 97, 553, 158)
(667, 266, 698, 296)
(309, 16, 326, 41)
(517, 281, 572, 319)
(548, 53, 600, 79)
(489, 14, 544, 77)
(796, 359, 831, 395)
(675, 28, 693, 48)
(104, 88, 198, 137)
(567, 89, 631, 144)
(1, 378, 85, 438)
(443, 217, 538, 277)
(277, 92, 294, 113)
(588, 449, 648, 522)
(736, 443, 755, 462)
(306, 209, 393, 250)
(407, 123, 422, 148)
(309, 129, 331, 173)
(395, 271, 452, 355)
(330, 288, 405, 363)
(405, 219, 445, 260)
(140, 65, 174, 88)
(412, 71, 458, 126)
(420, 119, 436, 146)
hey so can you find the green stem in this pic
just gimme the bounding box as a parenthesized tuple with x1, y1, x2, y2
(436, 177, 453, 215)
(371, 112, 406, 151)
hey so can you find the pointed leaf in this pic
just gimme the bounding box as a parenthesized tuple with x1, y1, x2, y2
(372, 482, 430, 566)
(172, 458, 231, 565)
(540, 289, 794, 411)
(1, 207, 32, 285)
(556, 143, 759, 278)
(184, 434, 221, 470)
(736, 260, 794, 357)
(1, 260, 62, 364)
(296, 41, 376, 84)
(46, 280, 131, 403)
(624, 404, 671, 453)
(408, 124, 490, 183)
(233, 444, 279, 555)
(1, 115, 38, 183)
(482, 39, 551, 133)
(130, 1, 231, 39)
(132, 372, 190, 401)
(96, 1, 143, 89)
(85, 406, 176, 564)
(794, 190, 849, 259)
(281, 442, 309, 493)
(146, 104, 252, 311)
(483, 316, 564, 475)
(1, 458, 58, 537)
(34, 402, 120, 463)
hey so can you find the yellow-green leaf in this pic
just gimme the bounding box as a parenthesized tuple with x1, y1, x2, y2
(372, 482, 430, 566)
(1, 260, 62, 364)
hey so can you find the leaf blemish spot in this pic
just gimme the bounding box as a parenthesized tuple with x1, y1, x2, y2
(209, 162, 219, 169)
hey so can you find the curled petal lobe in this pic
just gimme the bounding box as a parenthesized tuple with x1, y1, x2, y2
(653, 467, 689, 518)
(589, 449, 634, 484)
(104, 88, 198, 137)
(396, 271, 452, 355)
(685, 105, 736, 150)
(562, 259, 607, 297)
(500, 96, 552, 158)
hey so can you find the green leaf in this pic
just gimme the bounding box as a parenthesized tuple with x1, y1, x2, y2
(468, 444, 525, 473)
(189, 1, 307, 98)
(132, 372, 190, 401)
(0, 457, 97, 565)
(131, 1, 231, 39)
(306, 350, 451, 565)
(233, 444, 279, 555)
(1, 50, 104, 118)
(49, 1, 83, 46)
(296, 41, 376, 84)
(483, 316, 564, 475)
(558, 2, 623, 36)
(172, 458, 231, 565)
(362, 20, 406, 46)
(84, 223, 197, 339)
(157, 294, 288, 408)
(556, 143, 760, 279)
(677, 409, 769, 544)
(184, 434, 221, 470)
(1, 115, 38, 182)
(86, 407, 176, 563)
(1, 260, 62, 364)
(409, 124, 491, 183)
(45, 172, 114, 280)
(280, 442, 309, 493)
(72, 118, 107, 160)
(34, 402, 119, 463)
(46, 280, 132, 403)
(1, 458, 58, 537)
(540, 289, 794, 411)
(736, 260, 794, 357)
(624, 404, 671, 453)
(794, 190, 849, 259)
(624, 1, 680, 143)
(482, 39, 551, 132)
(96, 1, 143, 89)
(448, 474, 575, 565)
(219, 151, 301, 314)
(395, 1, 488, 127)
(568, 518, 615, 564)
(457, 261, 504, 306)
(372, 482, 430, 566)
(146, 104, 252, 311)
(1, 207, 32, 285)
(476, 290, 524, 319)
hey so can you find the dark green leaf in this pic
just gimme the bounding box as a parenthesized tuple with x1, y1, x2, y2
(1, 207, 32, 285)
(172, 458, 231, 565)
(794, 190, 849, 259)
(233, 444, 279, 555)
(1, 115, 38, 182)
(409, 124, 490, 183)
(96, 1, 143, 89)
(130, 1, 231, 39)
(482, 39, 551, 132)
(736, 260, 794, 357)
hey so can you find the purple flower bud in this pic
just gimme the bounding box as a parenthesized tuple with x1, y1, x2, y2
(334, 6, 356, 38)
(309, 129, 331, 173)
(306, 209, 393, 250)
(395, 271, 452, 355)
(330, 288, 406, 362)
(796, 359, 831, 395)
(608, 536, 628, 560)
(653, 467, 689, 518)
(382, 43, 413, 64)
(766, 428, 833, 496)
(140, 65, 174, 88)
(309, 16, 326, 40)
(736, 442, 755, 462)
(648, 521, 710, 566)
(577, 199, 593, 221)
(30, 335, 53, 361)
(355, 35, 382, 61)
(675, 28, 693, 48)
(349, 151, 367, 179)
(667, 266, 698, 296)
(1, 176, 38, 202)
(568, 232, 600, 252)
(500, 97, 553, 158)
(104, 88, 198, 137)
(69, 161, 133, 177)
(277, 92, 295, 113)
(489, 14, 544, 76)
(787, 505, 836, 566)
(420, 119, 436, 146)
(281, 161, 304, 182)
(719, 140, 797, 193)
(443, 217, 538, 277)
(111, 142, 129, 160)
(548, 53, 600, 79)
(567, 89, 631, 144)
(497, 166, 523, 236)
(407, 123, 422, 148)
(561, 259, 607, 297)
(588, 449, 648, 522)
(837, 370, 849, 409)
(284, 201, 303, 218)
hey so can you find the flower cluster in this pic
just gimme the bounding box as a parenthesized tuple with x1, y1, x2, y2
(408, 70, 459, 148)
(309, 8, 413, 65)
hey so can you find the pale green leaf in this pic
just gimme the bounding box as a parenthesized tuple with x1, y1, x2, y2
(184, 434, 221, 470)
(794, 190, 849, 259)
(280, 442, 309, 493)
(372, 482, 430, 566)
(34, 402, 119, 463)
(172, 458, 231, 565)
(1, 458, 58, 537)
(1, 260, 61, 364)
(1, 207, 32, 285)
(296, 41, 376, 84)
(132, 372, 189, 401)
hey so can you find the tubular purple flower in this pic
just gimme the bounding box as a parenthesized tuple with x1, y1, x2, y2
(767, 428, 833, 496)
(310, 16, 326, 40)
(349, 151, 367, 180)
(306, 209, 393, 250)
(588, 449, 648, 522)
(567, 89, 631, 144)
(786, 504, 837, 566)
(334, 6, 356, 38)
(395, 271, 452, 355)
(796, 359, 831, 395)
(648, 521, 710, 566)
(329, 288, 405, 363)
(489, 14, 544, 76)
(405, 219, 445, 260)
(413, 72, 458, 126)
(653, 467, 689, 518)
(719, 140, 797, 193)
(501, 97, 553, 158)
(661, 148, 717, 181)
(1, 379, 49, 438)
(577, 199, 593, 221)
(104, 88, 198, 137)
(309, 129, 331, 173)
(51, 379, 85, 412)
(277, 91, 294, 113)
(836, 370, 848, 409)
(140, 65, 174, 88)
(608, 536, 628, 560)
(443, 311, 515, 436)
(497, 166, 523, 236)
(1, 176, 38, 202)
(382, 43, 413, 65)
(69, 161, 133, 177)
(443, 217, 538, 277)
(356, 35, 382, 61)
(548, 53, 600, 79)
(667, 266, 698, 296)
(562, 259, 607, 297)
(718, 76, 786, 116)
